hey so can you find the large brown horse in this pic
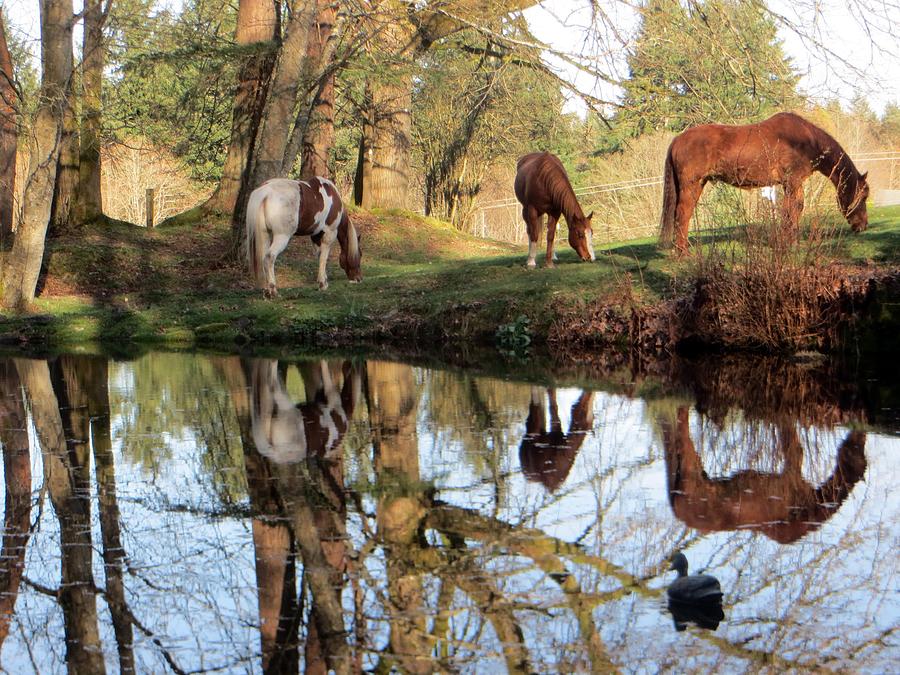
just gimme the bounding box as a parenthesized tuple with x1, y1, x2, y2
(660, 112, 870, 254)
(514, 152, 595, 267)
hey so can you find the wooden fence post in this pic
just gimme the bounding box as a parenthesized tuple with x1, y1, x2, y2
(146, 188, 155, 228)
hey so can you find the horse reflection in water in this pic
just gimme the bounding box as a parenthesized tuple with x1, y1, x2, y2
(519, 388, 595, 491)
(661, 406, 867, 543)
(227, 357, 361, 674)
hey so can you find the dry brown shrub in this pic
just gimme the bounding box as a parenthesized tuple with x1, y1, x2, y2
(683, 212, 875, 351)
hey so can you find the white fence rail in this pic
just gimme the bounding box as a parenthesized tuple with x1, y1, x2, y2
(473, 151, 900, 244)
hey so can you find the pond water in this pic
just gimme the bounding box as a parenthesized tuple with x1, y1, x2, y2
(0, 351, 896, 673)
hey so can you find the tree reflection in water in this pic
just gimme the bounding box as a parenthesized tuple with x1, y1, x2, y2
(0, 353, 894, 672)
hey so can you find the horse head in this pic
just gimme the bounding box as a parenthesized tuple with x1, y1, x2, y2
(841, 171, 869, 232)
(568, 211, 595, 262)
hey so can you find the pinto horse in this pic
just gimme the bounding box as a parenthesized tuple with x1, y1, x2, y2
(514, 152, 595, 267)
(246, 177, 361, 296)
(660, 112, 870, 254)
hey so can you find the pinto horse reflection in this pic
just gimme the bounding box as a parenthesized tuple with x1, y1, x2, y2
(661, 407, 867, 543)
(519, 388, 595, 491)
(241, 359, 361, 673)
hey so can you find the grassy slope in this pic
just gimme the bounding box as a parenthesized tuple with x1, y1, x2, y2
(2, 204, 899, 353)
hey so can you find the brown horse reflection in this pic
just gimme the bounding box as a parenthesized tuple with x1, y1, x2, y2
(661, 407, 867, 543)
(519, 388, 595, 491)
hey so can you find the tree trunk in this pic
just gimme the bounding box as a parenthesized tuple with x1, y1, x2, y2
(197, 0, 279, 220)
(357, 53, 413, 210)
(1, 0, 74, 310)
(0, 10, 17, 250)
(298, 0, 337, 179)
(231, 0, 315, 244)
(49, 90, 78, 234)
(73, 0, 106, 224)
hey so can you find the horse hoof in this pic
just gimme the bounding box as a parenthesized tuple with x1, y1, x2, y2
(318, 282, 329, 291)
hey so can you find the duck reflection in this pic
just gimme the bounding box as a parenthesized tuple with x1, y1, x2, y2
(519, 388, 594, 491)
(224, 357, 361, 674)
(661, 406, 867, 543)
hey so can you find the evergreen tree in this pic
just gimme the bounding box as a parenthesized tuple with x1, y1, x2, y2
(616, 0, 799, 139)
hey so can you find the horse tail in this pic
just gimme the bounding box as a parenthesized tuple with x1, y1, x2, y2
(339, 210, 362, 276)
(246, 187, 269, 286)
(659, 144, 678, 249)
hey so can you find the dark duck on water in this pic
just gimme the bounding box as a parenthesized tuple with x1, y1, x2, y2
(666, 552, 724, 631)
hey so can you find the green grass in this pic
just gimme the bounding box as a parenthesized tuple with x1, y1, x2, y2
(2, 204, 899, 353)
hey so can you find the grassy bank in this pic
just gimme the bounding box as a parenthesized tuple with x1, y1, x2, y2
(1, 205, 899, 356)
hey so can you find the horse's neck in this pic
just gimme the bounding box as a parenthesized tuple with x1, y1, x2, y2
(813, 133, 857, 187)
(557, 181, 584, 222)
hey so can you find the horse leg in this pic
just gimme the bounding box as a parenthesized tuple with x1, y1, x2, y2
(545, 213, 560, 267)
(316, 227, 338, 290)
(523, 206, 542, 268)
(264, 233, 292, 298)
(782, 182, 804, 237)
(674, 181, 703, 255)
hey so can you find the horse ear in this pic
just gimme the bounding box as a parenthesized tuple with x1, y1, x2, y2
(861, 171, 868, 182)
(587, 211, 593, 221)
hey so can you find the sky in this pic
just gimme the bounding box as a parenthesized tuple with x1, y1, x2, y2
(523, 0, 900, 116)
(2, 0, 899, 115)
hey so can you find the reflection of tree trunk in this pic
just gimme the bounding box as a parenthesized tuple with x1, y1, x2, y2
(76, 355, 135, 673)
(366, 361, 432, 673)
(217, 356, 301, 673)
(0, 360, 31, 648)
(16, 358, 106, 673)
(0, 10, 17, 249)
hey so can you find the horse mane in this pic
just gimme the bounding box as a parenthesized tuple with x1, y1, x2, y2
(533, 154, 585, 222)
(802, 115, 864, 190)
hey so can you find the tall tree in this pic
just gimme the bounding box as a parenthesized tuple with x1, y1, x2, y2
(1, 0, 75, 310)
(0, 10, 16, 249)
(298, 0, 338, 179)
(73, 0, 109, 224)
(198, 0, 279, 218)
(353, 0, 537, 210)
(616, 0, 799, 138)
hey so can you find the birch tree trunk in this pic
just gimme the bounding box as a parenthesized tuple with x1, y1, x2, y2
(1, 0, 74, 310)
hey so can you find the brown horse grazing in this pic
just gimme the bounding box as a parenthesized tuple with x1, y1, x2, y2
(660, 407, 867, 544)
(660, 112, 870, 254)
(514, 152, 595, 267)
(519, 388, 594, 491)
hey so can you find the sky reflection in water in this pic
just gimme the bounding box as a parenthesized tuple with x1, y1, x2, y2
(0, 353, 896, 673)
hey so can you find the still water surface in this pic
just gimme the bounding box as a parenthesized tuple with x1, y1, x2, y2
(0, 352, 896, 673)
